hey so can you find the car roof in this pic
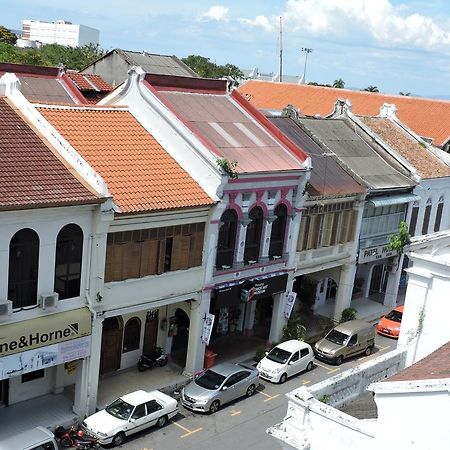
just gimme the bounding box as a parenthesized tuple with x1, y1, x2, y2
(120, 390, 157, 406)
(275, 340, 310, 352)
(0, 426, 54, 450)
(333, 319, 372, 334)
(208, 362, 253, 377)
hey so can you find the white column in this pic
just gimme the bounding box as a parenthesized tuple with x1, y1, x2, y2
(73, 358, 89, 417)
(333, 263, 356, 323)
(184, 292, 210, 377)
(243, 300, 257, 335)
(235, 221, 247, 265)
(269, 292, 287, 343)
(85, 315, 103, 415)
(260, 219, 273, 261)
(383, 255, 403, 309)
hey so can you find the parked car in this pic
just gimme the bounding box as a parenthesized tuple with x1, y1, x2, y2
(257, 340, 314, 383)
(377, 305, 404, 339)
(314, 319, 375, 365)
(0, 426, 58, 450)
(82, 390, 178, 447)
(181, 362, 259, 413)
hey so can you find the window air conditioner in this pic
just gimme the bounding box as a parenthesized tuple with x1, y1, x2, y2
(0, 300, 13, 316)
(38, 293, 59, 310)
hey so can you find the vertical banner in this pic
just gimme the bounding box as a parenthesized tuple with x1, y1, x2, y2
(284, 292, 297, 319)
(201, 313, 215, 345)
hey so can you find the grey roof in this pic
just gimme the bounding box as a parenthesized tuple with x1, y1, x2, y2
(298, 117, 416, 191)
(116, 49, 198, 77)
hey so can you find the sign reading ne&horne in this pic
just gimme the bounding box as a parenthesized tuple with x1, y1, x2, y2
(284, 292, 297, 319)
(201, 313, 215, 345)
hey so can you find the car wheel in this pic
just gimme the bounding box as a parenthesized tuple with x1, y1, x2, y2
(364, 346, 373, 356)
(112, 432, 126, 447)
(279, 373, 287, 384)
(336, 356, 344, 365)
(157, 415, 168, 428)
(60, 437, 73, 448)
(246, 384, 256, 397)
(209, 400, 220, 414)
(306, 361, 314, 372)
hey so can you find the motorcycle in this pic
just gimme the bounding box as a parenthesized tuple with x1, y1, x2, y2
(55, 423, 100, 449)
(138, 346, 168, 371)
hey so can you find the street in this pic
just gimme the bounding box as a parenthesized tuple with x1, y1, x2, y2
(112, 334, 396, 450)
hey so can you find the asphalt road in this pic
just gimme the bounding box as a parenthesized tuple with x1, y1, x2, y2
(109, 334, 396, 450)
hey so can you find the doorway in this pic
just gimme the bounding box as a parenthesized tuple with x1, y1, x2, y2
(171, 308, 190, 366)
(143, 310, 159, 356)
(369, 264, 388, 301)
(254, 297, 273, 339)
(0, 379, 8, 407)
(100, 316, 123, 375)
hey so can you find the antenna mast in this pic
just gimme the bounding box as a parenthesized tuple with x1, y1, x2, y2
(279, 16, 283, 82)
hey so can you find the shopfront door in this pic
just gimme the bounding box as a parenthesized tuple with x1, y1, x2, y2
(369, 264, 388, 297)
(254, 297, 273, 339)
(143, 310, 159, 356)
(0, 379, 7, 406)
(100, 317, 123, 375)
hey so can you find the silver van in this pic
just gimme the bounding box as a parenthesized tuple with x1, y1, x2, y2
(0, 426, 57, 450)
(314, 319, 375, 365)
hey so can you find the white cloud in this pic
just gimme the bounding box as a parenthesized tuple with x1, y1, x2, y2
(281, 0, 450, 50)
(199, 5, 229, 22)
(238, 15, 276, 33)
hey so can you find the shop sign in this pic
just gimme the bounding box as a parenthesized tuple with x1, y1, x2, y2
(201, 313, 215, 345)
(214, 273, 289, 307)
(0, 307, 91, 357)
(0, 335, 90, 380)
(359, 244, 396, 263)
(284, 292, 297, 319)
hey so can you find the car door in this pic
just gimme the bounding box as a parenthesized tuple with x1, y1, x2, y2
(127, 403, 148, 436)
(346, 334, 361, 357)
(145, 399, 164, 427)
(221, 373, 239, 404)
(299, 347, 312, 372)
(287, 351, 299, 377)
(233, 370, 252, 398)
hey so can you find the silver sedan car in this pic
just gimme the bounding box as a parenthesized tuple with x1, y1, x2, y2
(181, 362, 259, 413)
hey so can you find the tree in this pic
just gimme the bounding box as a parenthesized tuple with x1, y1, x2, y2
(39, 43, 105, 71)
(0, 26, 17, 45)
(182, 54, 243, 82)
(333, 78, 345, 89)
(363, 85, 379, 92)
(399, 91, 411, 96)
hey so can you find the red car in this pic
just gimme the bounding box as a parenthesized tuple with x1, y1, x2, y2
(377, 305, 404, 339)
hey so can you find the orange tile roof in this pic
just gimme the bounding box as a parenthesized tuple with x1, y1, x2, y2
(239, 80, 450, 147)
(359, 117, 450, 180)
(0, 97, 101, 210)
(38, 106, 214, 213)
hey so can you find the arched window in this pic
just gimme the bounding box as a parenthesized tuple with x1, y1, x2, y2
(8, 228, 40, 309)
(54, 224, 83, 300)
(269, 204, 288, 259)
(216, 209, 238, 270)
(244, 206, 263, 264)
(123, 317, 141, 353)
(434, 196, 444, 232)
(422, 198, 432, 235)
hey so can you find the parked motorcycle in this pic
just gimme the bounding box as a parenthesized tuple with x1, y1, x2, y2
(55, 423, 100, 449)
(138, 346, 168, 371)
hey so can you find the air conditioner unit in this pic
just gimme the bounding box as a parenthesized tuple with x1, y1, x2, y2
(0, 300, 13, 316)
(38, 293, 59, 310)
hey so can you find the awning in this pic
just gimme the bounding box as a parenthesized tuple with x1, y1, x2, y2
(369, 194, 420, 207)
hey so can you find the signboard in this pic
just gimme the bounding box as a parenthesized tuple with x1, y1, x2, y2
(0, 307, 91, 357)
(201, 313, 215, 345)
(284, 292, 297, 319)
(0, 335, 91, 380)
(214, 273, 289, 307)
(358, 244, 396, 264)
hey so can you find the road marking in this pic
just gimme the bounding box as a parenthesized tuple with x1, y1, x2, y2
(377, 345, 391, 352)
(314, 361, 340, 374)
(302, 380, 311, 385)
(230, 409, 241, 416)
(258, 390, 281, 402)
(171, 420, 203, 438)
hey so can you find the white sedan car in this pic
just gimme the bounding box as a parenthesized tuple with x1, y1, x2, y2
(82, 390, 178, 446)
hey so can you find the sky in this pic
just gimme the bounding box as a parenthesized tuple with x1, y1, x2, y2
(3, 0, 450, 98)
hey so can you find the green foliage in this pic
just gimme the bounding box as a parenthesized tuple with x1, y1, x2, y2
(399, 92, 411, 96)
(340, 307, 357, 323)
(389, 221, 411, 254)
(0, 42, 105, 71)
(319, 394, 330, 404)
(363, 85, 379, 92)
(333, 78, 345, 89)
(254, 347, 268, 362)
(182, 54, 243, 82)
(281, 314, 306, 341)
(216, 158, 238, 179)
(0, 26, 17, 45)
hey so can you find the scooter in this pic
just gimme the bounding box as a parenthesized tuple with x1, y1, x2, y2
(138, 346, 168, 371)
(55, 423, 100, 449)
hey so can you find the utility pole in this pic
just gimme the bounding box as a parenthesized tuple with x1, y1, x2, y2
(279, 16, 283, 82)
(301, 47, 313, 83)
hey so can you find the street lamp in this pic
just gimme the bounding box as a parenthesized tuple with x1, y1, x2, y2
(301, 47, 313, 83)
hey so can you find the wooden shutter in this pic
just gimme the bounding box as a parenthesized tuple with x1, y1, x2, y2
(122, 241, 141, 280)
(111, 243, 125, 281)
(189, 230, 204, 267)
(140, 240, 159, 276)
(157, 240, 166, 274)
(321, 213, 334, 247)
(104, 242, 114, 282)
(171, 235, 191, 270)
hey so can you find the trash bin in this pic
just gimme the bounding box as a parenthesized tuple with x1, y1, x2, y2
(204, 348, 218, 369)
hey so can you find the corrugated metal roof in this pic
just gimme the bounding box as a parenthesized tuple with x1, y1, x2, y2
(269, 116, 365, 197)
(369, 194, 419, 207)
(18, 77, 77, 104)
(298, 117, 416, 190)
(159, 91, 304, 173)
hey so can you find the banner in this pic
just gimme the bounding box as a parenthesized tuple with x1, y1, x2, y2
(284, 292, 297, 319)
(201, 313, 215, 345)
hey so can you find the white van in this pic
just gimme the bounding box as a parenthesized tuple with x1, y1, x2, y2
(257, 340, 314, 383)
(0, 426, 57, 450)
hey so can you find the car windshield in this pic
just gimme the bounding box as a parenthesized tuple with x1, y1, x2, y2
(325, 329, 349, 345)
(385, 310, 403, 322)
(266, 347, 291, 364)
(195, 369, 226, 390)
(105, 398, 134, 420)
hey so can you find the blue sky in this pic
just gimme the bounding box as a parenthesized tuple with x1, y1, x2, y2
(3, 0, 450, 98)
